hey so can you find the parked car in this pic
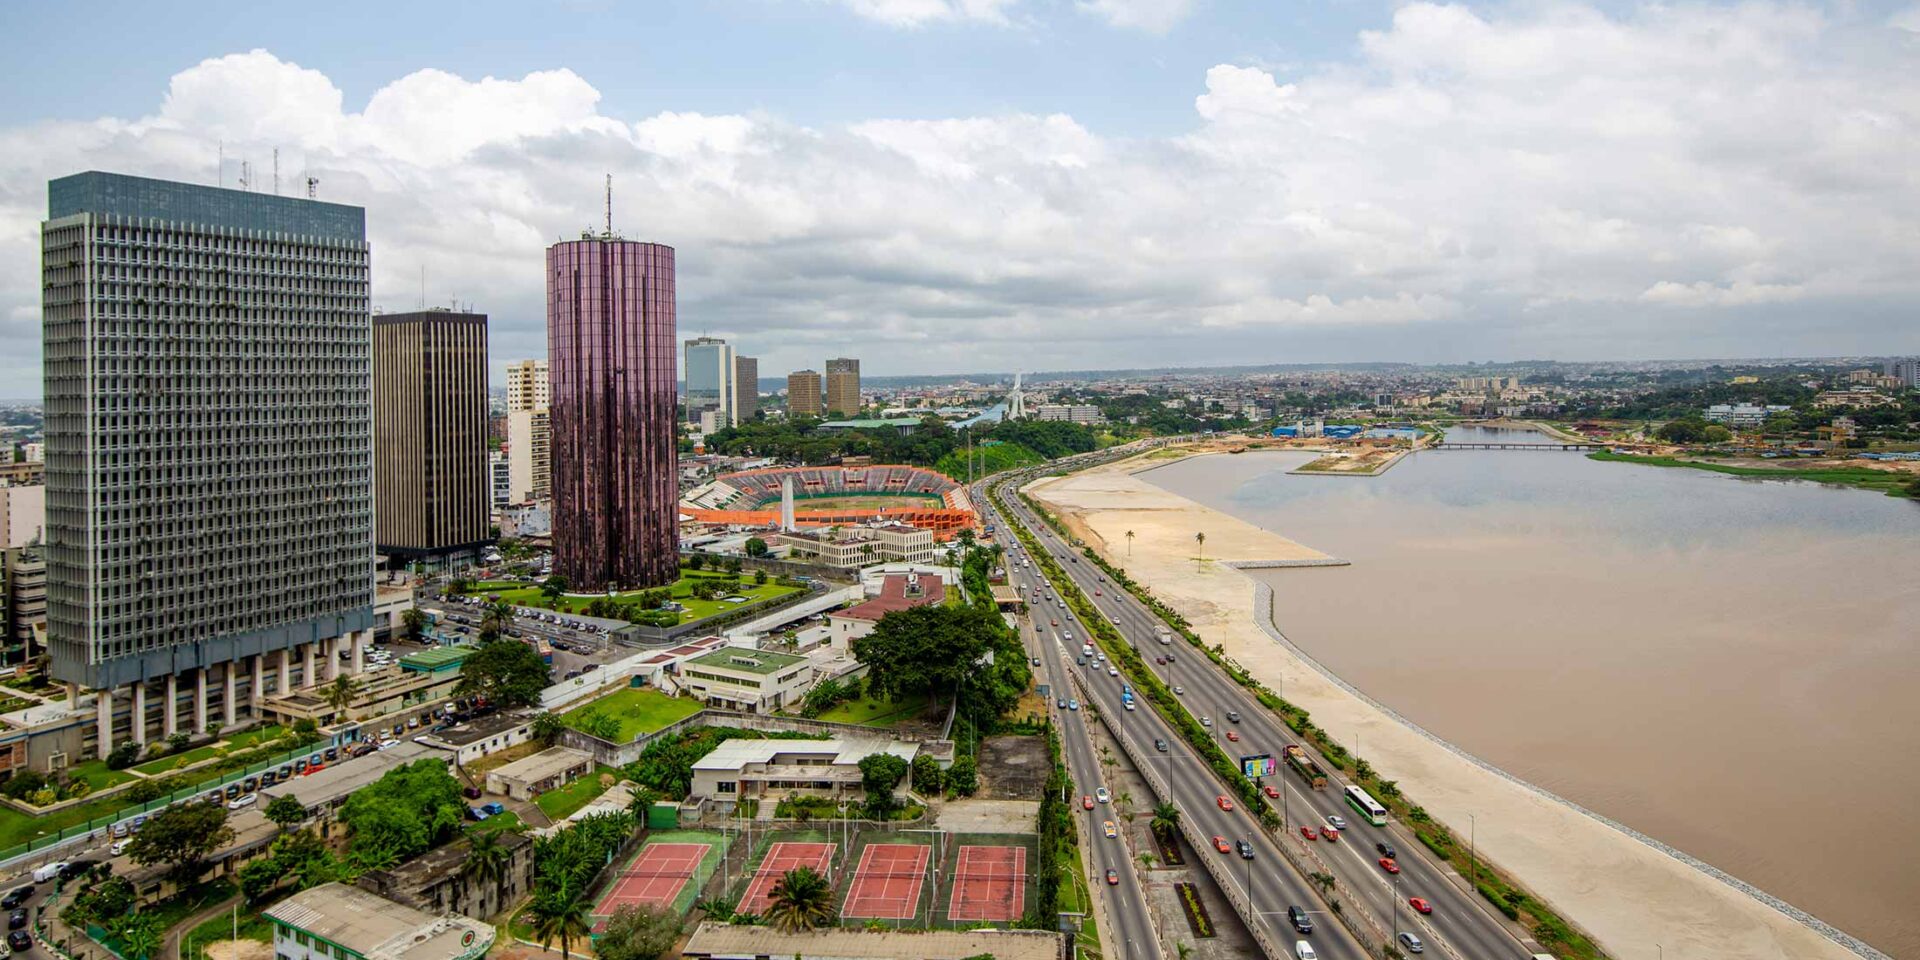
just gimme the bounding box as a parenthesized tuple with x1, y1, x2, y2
(8, 930, 30, 952)
(8, 910, 26, 931)
(482, 802, 505, 816)
(0, 888, 31, 911)
(228, 793, 257, 811)
(464, 786, 484, 800)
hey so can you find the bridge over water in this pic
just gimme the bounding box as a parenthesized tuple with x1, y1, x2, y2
(1432, 441, 1598, 451)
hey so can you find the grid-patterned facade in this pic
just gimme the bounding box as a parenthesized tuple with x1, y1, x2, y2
(547, 237, 678, 590)
(825, 357, 861, 416)
(373, 310, 490, 564)
(684, 337, 733, 423)
(505, 359, 548, 412)
(734, 356, 759, 423)
(787, 370, 822, 418)
(41, 171, 374, 691)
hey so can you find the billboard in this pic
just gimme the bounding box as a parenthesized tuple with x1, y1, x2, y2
(1240, 754, 1276, 779)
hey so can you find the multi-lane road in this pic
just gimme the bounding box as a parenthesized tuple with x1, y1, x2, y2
(981, 458, 1539, 960)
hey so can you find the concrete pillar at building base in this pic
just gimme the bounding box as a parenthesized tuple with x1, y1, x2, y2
(302, 643, 316, 690)
(163, 673, 178, 738)
(352, 630, 367, 675)
(130, 682, 147, 745)
(96, 688, 114, 760)
(224, 663, 238, 729)
(279, 648, 293, 698)
(252, 654, 266, 709)
(194, 668, 209, 733)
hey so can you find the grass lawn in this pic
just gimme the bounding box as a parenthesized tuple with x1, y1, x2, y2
(533, 766, 621, 820)
(1588, 451, 1917, 497)
(470, 572, 801, 624)
(65, 759, 136, 792)
(473, 810, 526, 835)
(132, 725, 288, 776)
(815, 691, 933, 727)
(561, 687, 702, 742)
(185, 896, 278, 960)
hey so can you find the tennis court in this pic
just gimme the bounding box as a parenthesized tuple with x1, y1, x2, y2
(738, 841, 836, 915)
(597, 841, 710, 913)
(946, 844, 1028, 921)
(842, 841, 930, 920)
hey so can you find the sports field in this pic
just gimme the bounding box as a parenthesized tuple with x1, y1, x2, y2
(593, 830, 729, 926)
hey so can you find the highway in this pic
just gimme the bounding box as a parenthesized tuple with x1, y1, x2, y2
(985, 473, 1371, 960)
(983, 459, 1537, 960)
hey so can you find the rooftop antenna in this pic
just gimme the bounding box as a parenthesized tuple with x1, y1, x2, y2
(273, 148, 280, 195)
(306, 175, 320, 199)
(420, 265, 427, 310)
(238, 161, 251, 192)
(217, 142, 224, 187)
(604, 173, 613, 236)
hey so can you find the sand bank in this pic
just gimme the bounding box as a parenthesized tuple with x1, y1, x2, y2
(1024, 451, 1865, 960)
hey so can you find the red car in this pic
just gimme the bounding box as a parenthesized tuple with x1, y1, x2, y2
(1299, 826, 1317, 841)
(1409, 897, 1432, 915)
(1379, 857, 1401, 874)
(1226, 731, 1240, 742)
(1050, 619, 1058, 626)
(1263, 785, 1280, 799)
(1082, 796, 1094, 810)
(1321, 827, 1340, 841)
(1216, 795, 1234, 812)
(1213, 835, 1231, 853)
(1105, 869, 1120, 886)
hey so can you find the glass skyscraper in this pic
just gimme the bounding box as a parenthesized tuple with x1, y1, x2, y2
(547, 235, 679, 591)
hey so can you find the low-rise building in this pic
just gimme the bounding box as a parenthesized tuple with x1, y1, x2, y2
(484, 746, 595, 801)
(773, 522, 934, 570)
(826, 573, 946, 649)
(267, 883, 494, 960)
(1031, 404, 1104, 424)
(356, 831, 535, 921)
(679, 646, 812, 713)
(1703, 403, 1791, 427)
(689, 736, 918, 802)
(259, 741, 451, 830)
(416, 712, 535, 766)
(1813, 389, 1898, 410)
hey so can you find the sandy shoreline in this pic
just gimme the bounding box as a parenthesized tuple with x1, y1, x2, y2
(1024, 451, 1865, 960)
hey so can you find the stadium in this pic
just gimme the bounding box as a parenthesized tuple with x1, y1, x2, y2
(680, 465, 976, 535)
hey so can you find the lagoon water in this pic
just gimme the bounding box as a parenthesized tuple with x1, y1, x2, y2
(1142, 428, 1920, 956)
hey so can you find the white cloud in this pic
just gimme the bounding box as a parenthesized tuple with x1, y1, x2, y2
(3, 1, 1919, 390)
(1077, 0, 1197, 33)
(828, 0, 1018, 27)
(1891, 4, 1920, 31)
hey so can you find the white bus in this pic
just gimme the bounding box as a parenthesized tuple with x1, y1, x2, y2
(1344, 785, 1389, 826)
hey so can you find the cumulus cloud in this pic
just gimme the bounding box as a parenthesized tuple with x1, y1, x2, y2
(828, 0, 1019, 27)
(2, 2, 1918, 391)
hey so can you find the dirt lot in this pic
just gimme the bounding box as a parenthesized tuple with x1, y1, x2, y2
(976, 734, 1049, 799)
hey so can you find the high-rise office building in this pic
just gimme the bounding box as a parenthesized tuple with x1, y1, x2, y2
(825, 357, 861, 416)
(505, 359, 549, 411)
(734, 356, 759, 423)
(504, 359, 551, 503)
(787, 370, 823, 418)
(547, 234, 678, 591)
(372, 309, 491, 569)
(684, 336, 735, 425)
(42, 171, 376, 756)
(1887, 358, 1920, 388)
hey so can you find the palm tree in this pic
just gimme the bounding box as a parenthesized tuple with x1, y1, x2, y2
(530, 883, 593, 960)
(479, 598, 515, 639)
(117, 913, 161, 960)
(400, 607, 429, 642)
(463, 829, 511, 902)
(1125, 530, 1135, 559)
(764, 866, 837, 932)
(626, 785, 660, 825)
(1193, 531, 1206, 567)
(531, 712, 566, 747)
(1151, 802, 1181, 834)
(322, 675, 360, 722)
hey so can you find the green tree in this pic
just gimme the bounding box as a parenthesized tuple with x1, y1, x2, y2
(541, 575, 570, 602)
(764, 866, 837, 932)
(743, 538, 769, 558)
(455, 639, 553, 707)
(946, 755, 978, 796)
(530, 883, 594, 960)
(849, 604, 1002, 703)
(322, 674, 361, 721)
(531, 712, 566, 747)
(105, 741, 142, 771)
(1655, 418, 1710, 443)
(685, 553, 705, 571)
(401, 607, 429, 642)
(338, 759, 465, 864)
(462, 829, 512, 899)
(478, 598, 516, 640)
(126, 802, 235, 887)
(910, 754, 945, 795)
(754, 569, 769, 585)
(116, 912, 162, 960)
(1150, 802, 1181, 834)
(1194, 531, 1206, 566)
(265, 794, 308, 832)
(592, 904, 682, 960)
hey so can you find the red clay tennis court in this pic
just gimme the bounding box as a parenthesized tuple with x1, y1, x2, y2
(739, 841, 836, 915)
(947, 845, 1027, 921)
(597, 842, 710, 913)
(842, 843, 930, 919)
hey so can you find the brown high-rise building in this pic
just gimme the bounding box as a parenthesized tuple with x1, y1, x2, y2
(547, 236, 679, 591)
(373, 309, 491, 568)
(734, 356, 759, 422)
(825, 357, 861, 416)
(787, 369, 823, 418)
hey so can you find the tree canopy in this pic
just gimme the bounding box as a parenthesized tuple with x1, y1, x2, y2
(337, 759, 465, 866)
(591, 905, 682, 960)
(850, 603, 1003, 702)
(456, 638, 553, 707)
(126, 801, 234, 886)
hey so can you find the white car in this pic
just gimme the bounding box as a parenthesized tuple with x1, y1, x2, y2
(1107, 667, 1119, 677)
(227, 793, 257, 811)
(1295, 941, 1318, 960)
(1095, 786, 1111, 803)
(110, 839, 131, 856)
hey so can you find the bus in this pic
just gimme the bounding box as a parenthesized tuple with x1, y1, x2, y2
(1344, 785, 1388, 826)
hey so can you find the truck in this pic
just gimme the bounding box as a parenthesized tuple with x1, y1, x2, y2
(1156, 626, 1173, 645)
(1283, 744, 1328, 790)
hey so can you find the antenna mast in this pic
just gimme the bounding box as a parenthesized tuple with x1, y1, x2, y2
(273, 148, 280, 195)
(306, 176, 319, 199)
(604, 173, 613, 236)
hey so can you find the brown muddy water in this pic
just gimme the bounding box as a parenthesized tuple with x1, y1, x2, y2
(1142, 429, 1920, 957)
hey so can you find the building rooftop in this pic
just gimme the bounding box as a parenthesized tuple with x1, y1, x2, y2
(267, 883, 493, 960)
(488, 746, 594, 785)
(367, 831, 532, 892)
(400, 646, 473, 672)
(682, 922, 1062, 960)
(260, 740, 446, 810)
(833, 573, 946, 623)
(421, 710, 529, 748)
(686, 645, 808, 675)
(691, 736, 916, 772)
(49, 171, 366, 242)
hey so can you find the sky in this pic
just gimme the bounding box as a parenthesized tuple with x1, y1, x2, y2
(2, 0, 1918, 392)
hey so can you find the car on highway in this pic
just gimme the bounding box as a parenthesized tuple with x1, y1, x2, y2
(1103, 820, 1118, 839)
(1321, 826, 1340, 841)
(1200, 716, 1211, 726)
(1409, 897, 1432, 915)
(1068, 699, 1079, 711)
(1325, 814, 1347, 830)
(1226, 730, 1240, 742)
(1264, 785, 1280, 799)
(1212, 835, 1231, 853)
(1107, 666, 1118, 677)
(1165, 651, 1175, 662)
(1155, 656, 1165, 664)
(1095, 787, 1111, 803)
(1082, 796, 1095, 810)
(1299, 826, 1317, 841)
(1050, 619, 1058, 626)
(1288, 905, 1314, 934)
(1030, 657, 1041, 666)
(1057, 698, 1067, 709)
(1105, 869, 1119, 886)
(1174, 685, 1185, 695)
(1398, 931, 1425, 954)
(1235, 839, 1254, 860)
(1215, 795, 1233, 811)
(1378, 857, 1401, 874)
(1293, 940, 1318, 960)
(1154, 738, 1168, 752)
(1376, 841, 1398, 859)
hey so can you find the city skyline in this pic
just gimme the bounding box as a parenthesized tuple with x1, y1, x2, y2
(1, 2, 1917, 395)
